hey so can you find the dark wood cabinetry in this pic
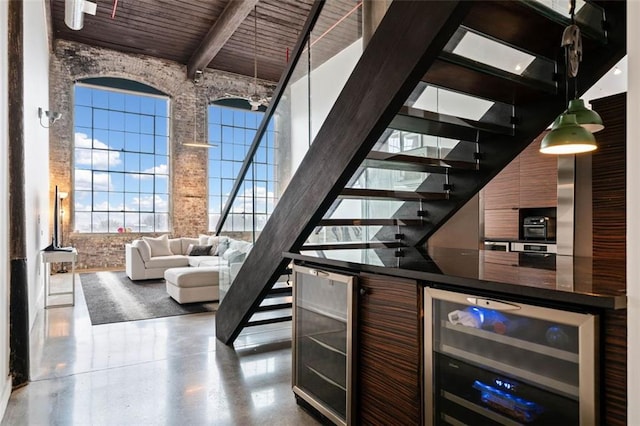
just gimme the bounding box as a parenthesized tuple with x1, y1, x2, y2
(519, 134, 558, 208)
(484, 209, 519, 240)
(483, 158, 520, 209)
(483, 134, 557, 240)
(357, 274, 422, 425)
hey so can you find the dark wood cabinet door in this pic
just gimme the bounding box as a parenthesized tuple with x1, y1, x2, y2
(519, 134, 558, 208)
(357, 274, 421, 425)
(483, 157, 520, 209)
(484, 209, 519, 240)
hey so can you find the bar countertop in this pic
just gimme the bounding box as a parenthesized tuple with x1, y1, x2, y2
(285, 247, 626, 310)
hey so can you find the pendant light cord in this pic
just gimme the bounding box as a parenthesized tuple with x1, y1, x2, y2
(570, 0, 578, 99)
(253, 5, 258, 94)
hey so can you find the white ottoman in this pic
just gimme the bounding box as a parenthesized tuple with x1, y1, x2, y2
(164, 267, 220, 304)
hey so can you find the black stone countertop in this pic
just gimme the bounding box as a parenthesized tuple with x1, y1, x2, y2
(285, 247, 626, 310)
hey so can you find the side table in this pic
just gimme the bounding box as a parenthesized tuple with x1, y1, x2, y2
(41, 248, 78, 308)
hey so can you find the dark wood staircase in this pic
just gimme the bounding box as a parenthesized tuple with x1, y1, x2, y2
(215, 0, 626, 344)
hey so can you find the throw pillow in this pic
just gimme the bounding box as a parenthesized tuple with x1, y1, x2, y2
(186, 244, 213, 256)
(206, 236, 228, 255)
(215, 239, 230, 256)
(142, 234, 173, 257)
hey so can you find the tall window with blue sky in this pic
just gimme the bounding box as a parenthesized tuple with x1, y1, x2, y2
(208, 104, 276, 232)
(73, 82, 170, 233)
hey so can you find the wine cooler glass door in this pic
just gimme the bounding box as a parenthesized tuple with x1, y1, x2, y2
(425, 288, 597, 426)
(292, 266, 356, 426)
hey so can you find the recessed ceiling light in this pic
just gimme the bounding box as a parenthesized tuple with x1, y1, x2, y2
(613, 67, 622, 76)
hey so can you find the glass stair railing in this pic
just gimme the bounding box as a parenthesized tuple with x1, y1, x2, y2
(215, 0, 624, 345)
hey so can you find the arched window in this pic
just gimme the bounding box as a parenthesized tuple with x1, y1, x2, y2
(207, 100, 275, 232)
(73, 78, 170, 233)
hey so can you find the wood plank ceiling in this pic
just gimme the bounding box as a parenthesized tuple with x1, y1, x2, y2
(50, 0, 316, 83)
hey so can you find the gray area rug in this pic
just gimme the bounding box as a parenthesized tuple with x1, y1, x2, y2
(80, 271, 217, 325)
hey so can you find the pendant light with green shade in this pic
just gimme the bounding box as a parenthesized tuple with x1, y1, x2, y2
(540, 0, 602, 155)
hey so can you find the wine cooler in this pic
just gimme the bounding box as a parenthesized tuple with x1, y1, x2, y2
(292, 265, 356, 426)
(425, 288, 598, 425)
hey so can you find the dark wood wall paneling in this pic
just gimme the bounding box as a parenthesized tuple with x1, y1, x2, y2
(590, 93, 626, 426)
(357, 275, 422, 425)
(591, 94, 626, 261)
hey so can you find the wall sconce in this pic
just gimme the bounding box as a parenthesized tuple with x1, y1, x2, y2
(38, 107, 62, 128)
(65, 0, 97, 31)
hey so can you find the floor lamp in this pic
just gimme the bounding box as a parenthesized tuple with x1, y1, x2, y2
(57, 192, 69, 273)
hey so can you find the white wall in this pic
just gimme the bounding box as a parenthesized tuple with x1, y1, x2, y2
(0, 0, 13, 417)
(22, 0, 50, 329)
(627, 2, 639, 423)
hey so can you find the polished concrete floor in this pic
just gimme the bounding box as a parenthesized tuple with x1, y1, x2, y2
(1, 272, 320, 425)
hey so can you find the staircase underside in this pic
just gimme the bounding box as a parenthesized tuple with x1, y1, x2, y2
(215, 0, 626, 344)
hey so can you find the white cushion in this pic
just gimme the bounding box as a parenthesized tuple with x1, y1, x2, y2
(188, 256, 219, 267)
(145, 255, 189, 269)
(168, 238, 182, 255)
(164, 267, 220, 288)
(132, 239, 151, 262)
(143, 235, 173, 257)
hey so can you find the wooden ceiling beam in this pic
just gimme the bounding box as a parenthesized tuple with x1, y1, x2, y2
(187, 0, 259, 80)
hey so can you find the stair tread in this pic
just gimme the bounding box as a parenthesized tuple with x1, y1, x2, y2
(425, 54, 555, 105)
(339, 188, 448, 201)
(255, 302, 292, 312)
(393, 106, 513, 137)
(246, 315, 292, 327)
(464, 1, 606, 60)
(317, 218, 424, 226)
(365, 150, 478, 172)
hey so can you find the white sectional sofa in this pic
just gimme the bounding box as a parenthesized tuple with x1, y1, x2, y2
(125, 234, 252, 281)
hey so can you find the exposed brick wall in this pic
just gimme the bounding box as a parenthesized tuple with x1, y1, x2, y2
(49, 39, 275, 269)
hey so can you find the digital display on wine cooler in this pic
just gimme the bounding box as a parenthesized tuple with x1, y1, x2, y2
(494, 378, 517, 392)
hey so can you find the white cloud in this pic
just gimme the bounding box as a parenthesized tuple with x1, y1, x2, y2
(137, 194, 168, 212)
(229, 185, 275, 214)
(133, 164, 168, 180)
(75, 132, 122, 169)
(74, 170, 111, 191)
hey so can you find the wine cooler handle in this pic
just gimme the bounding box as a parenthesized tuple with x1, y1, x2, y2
(466, 297, 521, 311)
(308, 268, 330, 277)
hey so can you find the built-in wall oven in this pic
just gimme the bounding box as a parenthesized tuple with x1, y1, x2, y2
(523, 216, 556, 241)
(425, 288, 598, 425)
(511, 241, 558, 254)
